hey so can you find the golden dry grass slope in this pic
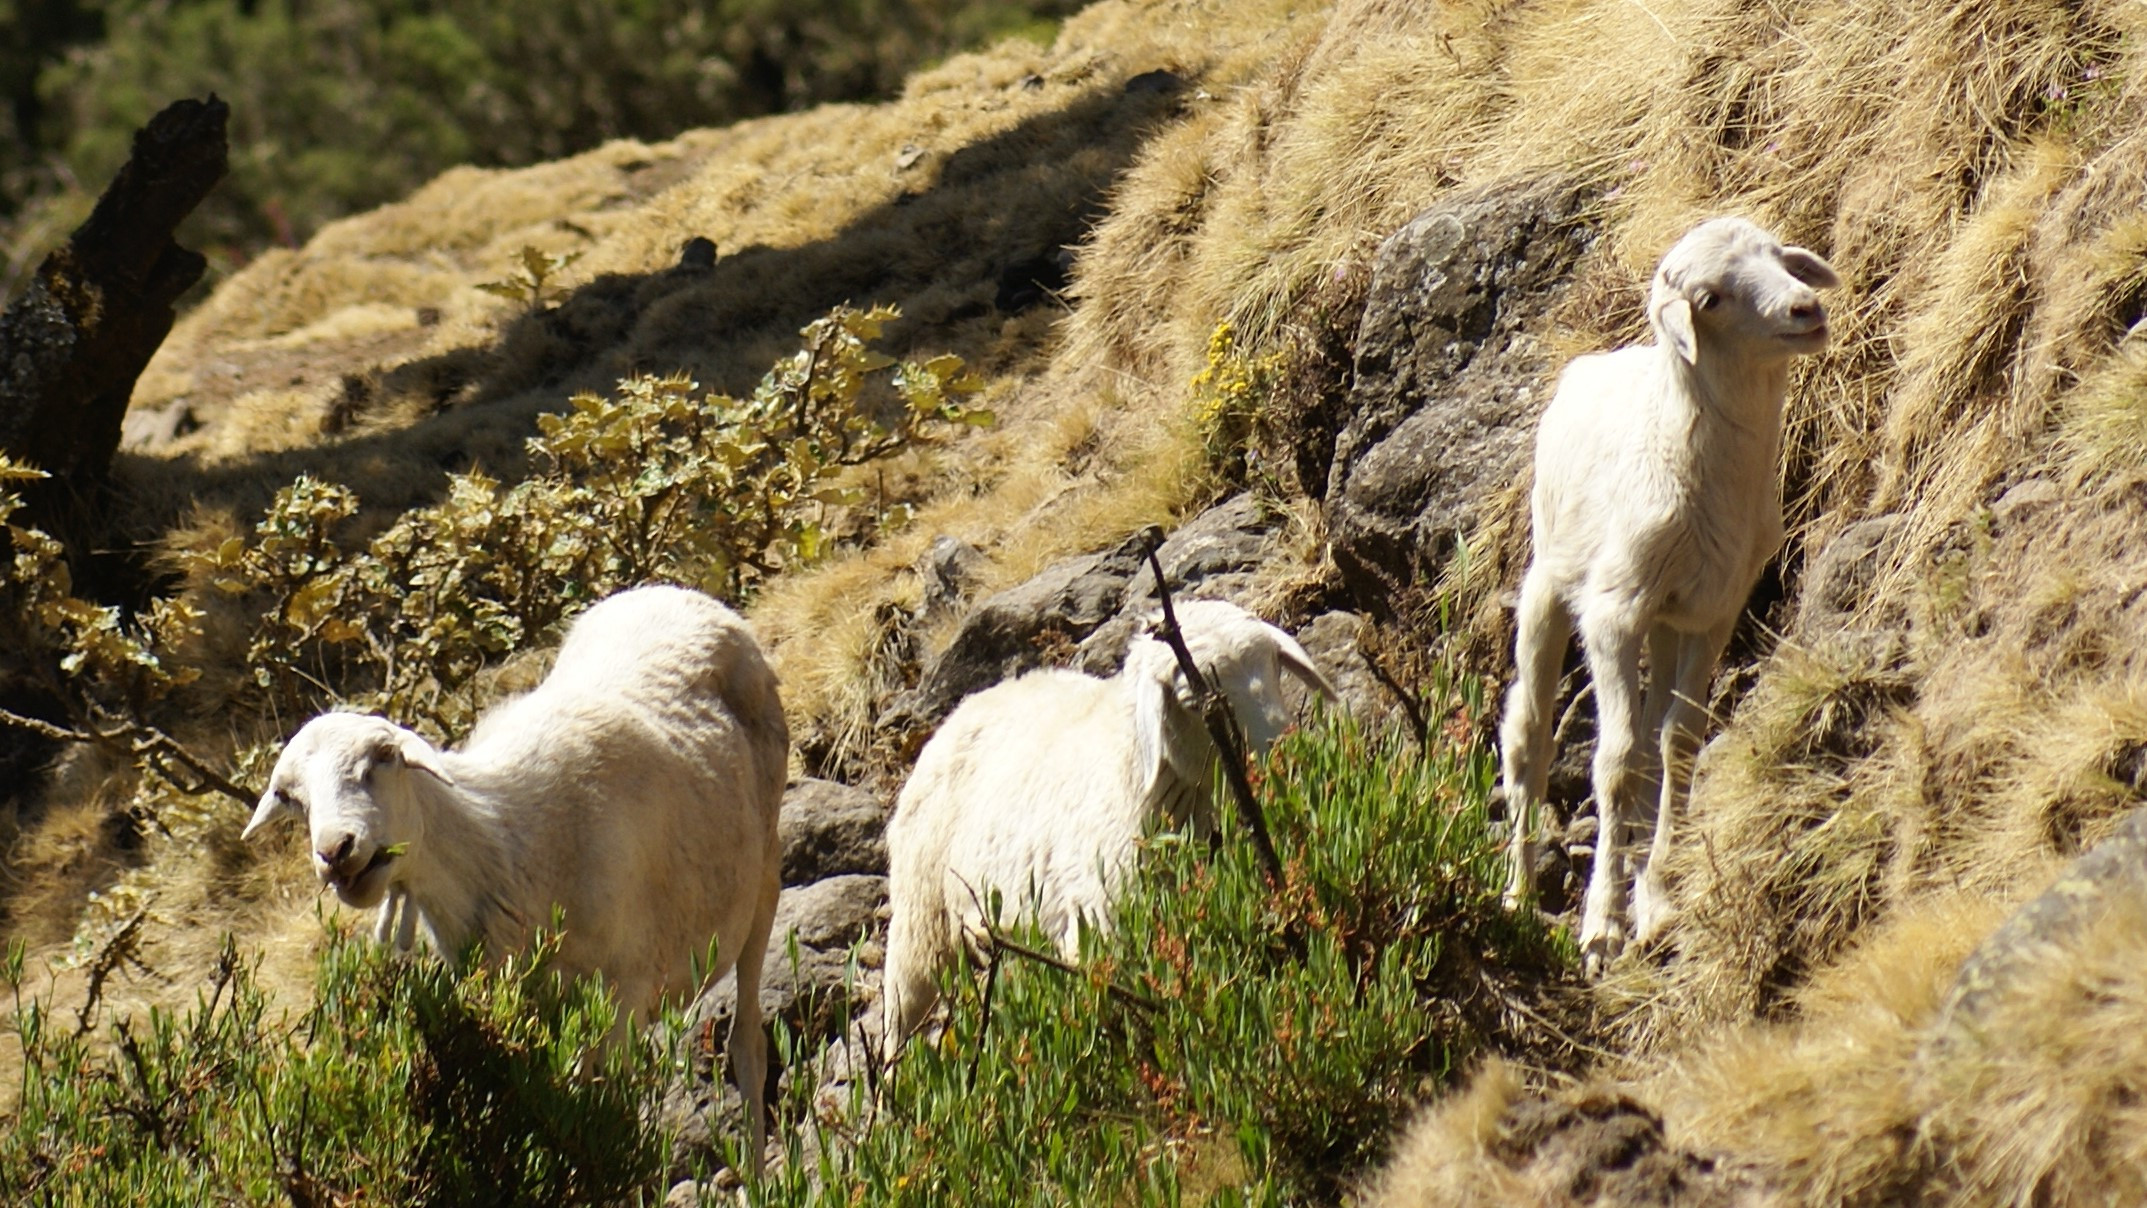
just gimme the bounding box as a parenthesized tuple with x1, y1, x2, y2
(19, 0, 2147, 1200)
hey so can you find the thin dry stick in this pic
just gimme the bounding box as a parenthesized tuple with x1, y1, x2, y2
(1357, 622, 1431, 747)
(979, 925, 1161, 1014)
(0, 706, 256, 808)
(1136, 526, 1284, 885)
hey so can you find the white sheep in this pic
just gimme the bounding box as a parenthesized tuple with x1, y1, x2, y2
(1498, 216, 1839, 977)
(879, 599, 1335, 1061)
(242, 584, 789, 1170)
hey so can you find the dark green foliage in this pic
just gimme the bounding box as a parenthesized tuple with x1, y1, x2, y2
(762, 685, 1569, 1204)
(4, 0, 1085, 269)
(0, 927, 671, 1205)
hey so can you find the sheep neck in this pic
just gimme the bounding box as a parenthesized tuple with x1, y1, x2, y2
(1670, 347, 1791, 465)
(397, 759, 531, 964)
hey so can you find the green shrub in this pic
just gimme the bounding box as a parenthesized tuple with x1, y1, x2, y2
(190, 302, 987, 735)
(762, 682, 1568, 1205)
(0, 924, 674, 1205)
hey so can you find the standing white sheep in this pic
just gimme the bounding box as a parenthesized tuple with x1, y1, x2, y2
(879, 599, 1334, 1061)
(242, 584, 789, 1169)
(1498, 216, 1839, 977)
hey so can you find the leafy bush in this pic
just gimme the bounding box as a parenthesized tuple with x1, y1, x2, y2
(190, 302, 987, 733)
(1191, 320, 1286, 491)
(763, 684, 1568, 1204)
(2, 670, 1564, 1202)
(0, 925, 674, 1205)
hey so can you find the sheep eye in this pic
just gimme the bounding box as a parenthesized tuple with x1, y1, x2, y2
(1694, 289, 1721, 311)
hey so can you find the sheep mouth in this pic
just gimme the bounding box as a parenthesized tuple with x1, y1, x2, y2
(1781, 322, 1829, 346)
(327, 848, 398, 906)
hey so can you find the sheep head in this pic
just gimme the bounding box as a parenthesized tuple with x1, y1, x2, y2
(1171, 599, 1337, 752)
(1648, 217, 1839, 368)
(243, 712, 454, 910)
(1125, 596, 1339, 781)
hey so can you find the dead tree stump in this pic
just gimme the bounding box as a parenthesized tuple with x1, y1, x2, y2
(0, 94, 228, 542)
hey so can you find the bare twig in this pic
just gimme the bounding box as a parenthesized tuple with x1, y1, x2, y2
(0, 706, 255, 808)
(966, 942, 1000, 1091)
(0, 705, 90, 743)
(1136, 525, 1284, 885)
(1356, 621, 1431, 747)
(980, 926, 1161, 1014)
(75, 906, 152, 1036)
(950, 875, 1162, 1016)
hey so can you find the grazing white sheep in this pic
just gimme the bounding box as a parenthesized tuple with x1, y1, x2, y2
(879, 599, 1335, 1061)
(1498, 216, 1839, 977)
(242, 585, 789, 1169)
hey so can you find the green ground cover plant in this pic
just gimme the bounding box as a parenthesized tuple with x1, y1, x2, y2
(2, 679, 1564, 1203)
(1, 924, 672, 1206)
(760, 687, 1567, 1205)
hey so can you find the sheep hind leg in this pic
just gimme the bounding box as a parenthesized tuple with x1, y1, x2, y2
(1499, 568, 1572, 909)
(1631, 622, 1729, 947)
(728, 869, 779, 1181)
(1576, 606, 1645, 980)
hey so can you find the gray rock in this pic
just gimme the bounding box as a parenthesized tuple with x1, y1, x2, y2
(1927, 805, 2147, 1062)
(663, 875, 890, 1177)
(773, 874, 888, 952)
(1283, 610, 1392, 725)
(664, 1177, 729, 1206)
(918, 535, 987, 614)
(891, 527, 1150, 726)
(1326, 178, 1597, 606)
(779, 779, 888, 886)
(1122, 493, 1279, 606)
(1801, 513, 1908, 629)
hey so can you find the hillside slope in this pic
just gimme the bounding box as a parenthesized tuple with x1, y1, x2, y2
(12, 0, 2147, 1201)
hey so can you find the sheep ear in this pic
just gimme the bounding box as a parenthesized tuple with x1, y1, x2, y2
(1656, 296, 1698, 365)
(242, 785, 294, 841)
(1128, 655, 1177, 802)
(1780, 245, 1840, 290)
(1266, 627, 1338, 700)
(386, 729, 455, 786)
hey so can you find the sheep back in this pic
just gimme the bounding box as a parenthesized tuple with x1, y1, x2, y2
(888, 665, 1155, 963)
(426, 585, 787, 1009)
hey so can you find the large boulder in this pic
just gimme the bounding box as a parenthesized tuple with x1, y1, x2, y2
(779, 778, 888, 886)
(893, 494, 1290, 725)
(1326, 178, 1596, 607)
(660, 873, 889, 1173)
(888, 528, 1152, 728)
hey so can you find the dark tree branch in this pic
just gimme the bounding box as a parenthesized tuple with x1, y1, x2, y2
(1136, 525, 1285, 885)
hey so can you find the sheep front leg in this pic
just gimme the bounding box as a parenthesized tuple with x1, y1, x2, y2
(1576, 606, 1645, 979)
(729, 869, 779, 1180)
(1631, 622, 1730, 946)
(1499, 568, 1573, 908)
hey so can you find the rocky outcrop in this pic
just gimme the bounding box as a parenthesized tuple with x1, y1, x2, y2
(891, 493, 1296, 726)
(778, 778, 888, 886)
(1325, 178, 1596, 608)
(662, 780, 892, 1174)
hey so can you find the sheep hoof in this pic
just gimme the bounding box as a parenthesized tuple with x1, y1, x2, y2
(1578, 924, 1625, 981)
(1630, 878, 1673, 946)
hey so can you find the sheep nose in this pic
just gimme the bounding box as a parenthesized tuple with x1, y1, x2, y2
(317, 832, 355, 868)
(1789, 300, 1822, 324)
